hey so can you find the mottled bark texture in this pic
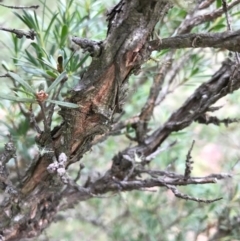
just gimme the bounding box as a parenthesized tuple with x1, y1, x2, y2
(0, 1, 171, 240)
(1, 0, 240, 240)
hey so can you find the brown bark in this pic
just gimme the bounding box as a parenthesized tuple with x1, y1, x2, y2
(0, 0, 171, 240)
(0, 0, 240, 240)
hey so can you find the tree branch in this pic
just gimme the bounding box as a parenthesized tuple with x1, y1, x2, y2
(150, 30, 240, 52)
(0, 27, 36, 40)
(0, 3, 39, 9)
(111, 58, 240, 173)
(178, 0, 240, 33)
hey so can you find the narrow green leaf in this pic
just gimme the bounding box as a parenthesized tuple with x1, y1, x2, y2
(43, 13, 59, 43)
(60, 25, 68, 47)
(46, 70, 57, 78)
(46, 71, 67, 93)
(64, 51, 75, 69)
(67, 0, 75, 9)
(0, 93, 35, 103)
(24, 49, 39, 66)
(216, 0, 222, 8)
(22, 10, 36, 29)
(39, 0, 55, 15)
(190, 67, 199, 77)
(41, 0, 46, 31)
(2, 61, 10, 71)
(8, 72, 35, 94)
(34, 11, 40, 31)
(53, 27, 60, 46)
(12, 88, 34, 97)
(21, 66, 49, 78)
(76, 54, 90, 69)
(49, 44, 56, 56)
(47, 99, 79, 108)
(208, 24, 226, 32)
(13, 12, 29, 27)
(40, 47, 49, 59)
(39, 57, 57, 70)
(49, 55, 57, 68)
(31, 42, 43, 55)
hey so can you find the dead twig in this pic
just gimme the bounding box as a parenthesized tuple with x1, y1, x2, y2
(0, 27, 36, 40)
(0, 3, 39, 9)
(184, 140, 195, 180)
(163, 183, 223, 203)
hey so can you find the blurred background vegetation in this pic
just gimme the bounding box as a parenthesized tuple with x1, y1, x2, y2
(0, 0, 240, 240)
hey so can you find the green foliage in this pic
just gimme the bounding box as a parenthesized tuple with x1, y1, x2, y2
(8, 71, 35, 94)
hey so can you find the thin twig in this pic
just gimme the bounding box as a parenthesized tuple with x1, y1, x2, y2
(222, 0, 232, 31)
(155, 50, 192, 105)
(135, 55, 173, 142)
(0, 3, 39, 9)
(74, 163, 85, 182)
(163, 183, 223, 203)
(222, 0, 240, 64)
(184, 140, 195, 180)
(145, 140, 177, 162)
(199, 0, 215, 9)
(38, 101, 49, 132)
(177, 0, 240, 34)
(29, 104, 42, 134)
(0, 27, 36, 40)
(14, 158, 21, 183)
(196, 114, 240, 127)
(0, 73, 9, 78)
(47, 78, 67, 127)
